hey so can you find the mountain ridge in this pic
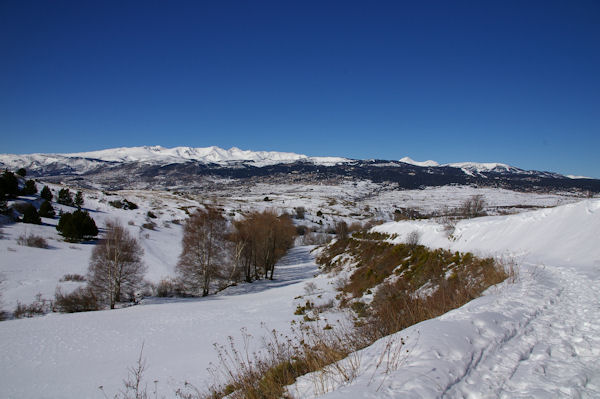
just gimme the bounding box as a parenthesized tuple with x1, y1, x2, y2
(1, 145, 598, 193)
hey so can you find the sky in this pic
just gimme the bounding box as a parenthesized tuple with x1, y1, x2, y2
(1, 1, 599, 177)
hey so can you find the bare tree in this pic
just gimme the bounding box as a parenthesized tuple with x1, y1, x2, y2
(176, 207, 229, 296)
(335, 220, 349, 241)
(232, 210, 296, 281)
(88, 220, 146, 309)
(460, 194, 487, 218)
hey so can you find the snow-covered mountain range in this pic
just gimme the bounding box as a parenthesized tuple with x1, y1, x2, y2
(0, 145, 350, 172)
(1, 145, 598, 192)
(0, 145, 557, 174)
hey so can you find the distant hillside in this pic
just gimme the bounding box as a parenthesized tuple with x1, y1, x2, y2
(1, 146, 599, 193)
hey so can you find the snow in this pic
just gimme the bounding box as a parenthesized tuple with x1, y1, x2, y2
(0, 145, 352, 171)
(399, 157, 440, 167)
(288, 199, 600, 398)
(0, 246, 320, 399)
(1, 182, 599, 398)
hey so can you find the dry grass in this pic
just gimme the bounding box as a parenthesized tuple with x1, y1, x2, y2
(16, 233, 49, 248)
(178, 321, 370, 399)
(319, 235, 510, 340)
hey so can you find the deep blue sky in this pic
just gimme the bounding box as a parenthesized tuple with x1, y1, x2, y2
(1, 1, 599, 177)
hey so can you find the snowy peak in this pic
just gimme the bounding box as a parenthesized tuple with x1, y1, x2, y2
(67, 145, 351, 166)
(399, 157, 440, 167)
(0, 145, 351, 172)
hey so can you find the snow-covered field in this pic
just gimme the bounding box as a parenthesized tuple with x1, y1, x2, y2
(1, 183, 598, 398)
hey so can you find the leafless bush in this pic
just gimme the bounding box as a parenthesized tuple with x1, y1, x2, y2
(459, 194, 487, 218)
(55, 287, 99, 313)
(16, 233, 49, 248)
(294, 206, 306, 219)
(302, 232, 330, 246)
(405, 230, 421, 247)
(441, 216, 456, 237)
(60, 274, 86, 282)
(13, 294, 52, 318)
(184, 321, 369, 399)
(100, 344, 160, 399)
(142, 221, 156, 230)
(155, 278, 185, 297)
(304, 282, 318, 295)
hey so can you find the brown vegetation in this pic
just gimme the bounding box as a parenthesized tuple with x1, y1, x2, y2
(16, 233, 49, 248)
(231, 210, 296, 282)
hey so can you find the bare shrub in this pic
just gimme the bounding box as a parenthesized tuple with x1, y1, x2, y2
(459, 194, 487, 218)
(304, 281, 318, 295)
(100, 344, 159, 399)
(142, 221, 156, 230)
(185, 321, 369, 399)
(16, 233, 49, 248)
(60, 273, 86, 282)
(13, 294, 52, 318)
(405, 230, 421, 247)
(294, 206, 306, 219)
(441, 216, 456, 237)
(54, 287, 99, 313)
(302, 232, 330, 246)
(156, 278, 184, 297)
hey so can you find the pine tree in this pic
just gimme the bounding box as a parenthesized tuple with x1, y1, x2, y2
(39, 200, 56, 218)
(21, 180, 37, 196)
(57, 210, 98, 241)
(57, 188, 74, 206)
(74, 191, 84, 208)
(22, 204, 41, 224)
(40, 186, 53, 202)
(0, 170, 19, 199)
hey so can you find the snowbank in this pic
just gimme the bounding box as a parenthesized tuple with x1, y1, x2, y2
(288, 199, 600, 398)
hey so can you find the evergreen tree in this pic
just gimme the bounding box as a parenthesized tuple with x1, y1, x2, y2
(57, 210, 98, 241)
(39, 200, 56, 218)
(16, 168, 26, 177)
(40, 186, 53, 202)
(22, 204, 41, 224)
(0, 170, 19, 199)
(21, 180, 37, 196)
(57, 188, 74, 206)
(74, 191, 84, 208)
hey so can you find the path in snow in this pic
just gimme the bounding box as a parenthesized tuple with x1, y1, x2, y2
(219, 245, 318, 296)
(0, 246, 318, 399)
(292, 200, 600, 398)
(443, 263, 600, 398)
